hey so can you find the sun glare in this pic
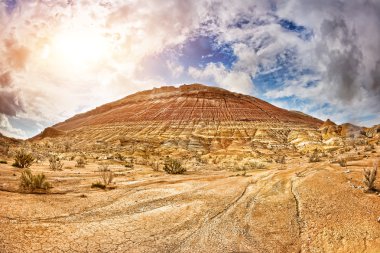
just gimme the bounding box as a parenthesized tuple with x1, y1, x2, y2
(50, 29, 108, 68)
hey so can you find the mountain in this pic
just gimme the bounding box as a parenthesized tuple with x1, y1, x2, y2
(0, 132, 21, 155)
(0, 132, 21, 145)
(52, 84, 322, 131)
(30, 84, 328, 156)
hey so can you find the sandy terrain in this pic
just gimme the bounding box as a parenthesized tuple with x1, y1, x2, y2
(0, 151, 379, 253)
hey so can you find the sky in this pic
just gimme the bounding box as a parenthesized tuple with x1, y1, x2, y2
(0, 0, 379, 139)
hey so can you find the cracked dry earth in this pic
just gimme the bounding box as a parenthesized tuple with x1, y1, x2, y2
(1, 158, 380, 253)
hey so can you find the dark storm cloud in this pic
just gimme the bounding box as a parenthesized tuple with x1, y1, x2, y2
(0, 90, 23, 116)
(370, 61, 380, 95)
(320, 17, 363, 104)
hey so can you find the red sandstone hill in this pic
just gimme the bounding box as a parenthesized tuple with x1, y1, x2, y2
(52, 84, 323, 132)
(0, 132, 21, 145)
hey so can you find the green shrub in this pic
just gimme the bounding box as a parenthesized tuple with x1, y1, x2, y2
(13, 150, 34, 168)
(19, 169, 50, 192)
(0, 160, 7, 164)
(163, 158, 186, 174)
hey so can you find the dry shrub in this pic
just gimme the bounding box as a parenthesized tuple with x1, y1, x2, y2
(309, 149, 321, 163)
(163, 158, 186, 174)
(49, 155, 64, 171)
(364, 145, 375, 152)
(124, 158, 134, 168)
(13, 150, 34, 168)
(363, 162, 377, 191)
(337, 158, 347, 167)
(98, 163, 114, 186)
(19, 169, 50, 192)
(275, 156, 286, 164)
(150, 161, 160, 171)
(75, 157, 86, 168)
(243, 161, 267, 170)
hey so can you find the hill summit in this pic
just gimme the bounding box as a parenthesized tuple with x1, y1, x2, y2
(32, 84, 328, 159)
(52, 83, 322, 131)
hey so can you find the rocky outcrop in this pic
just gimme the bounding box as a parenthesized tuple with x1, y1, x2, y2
(30, 127, 65, 141)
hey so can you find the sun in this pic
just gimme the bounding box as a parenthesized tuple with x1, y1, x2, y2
(49, 29, 109, 68)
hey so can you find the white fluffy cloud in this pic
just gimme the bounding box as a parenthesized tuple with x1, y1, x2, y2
(0, 0, 379, 138)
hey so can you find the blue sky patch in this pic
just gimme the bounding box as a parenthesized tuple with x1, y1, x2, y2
(278, 19, 313, 40)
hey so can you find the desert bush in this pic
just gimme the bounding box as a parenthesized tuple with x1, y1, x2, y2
(309, 150, 321, 163)
(114, 153, 125, 161)
(34, 153, 45, 164)
(49, 155, 64, 171)
(163, 158, 186, 174)
(364, 145, 375, 152)
(0, 160, 7, 164)
(91, 182, 106, 189)
(244, 161, 267, 170)
(75, 157, 86, 168)
(275, 156, 286, 164)
(19, 169, 50, 192)
(12, 150, 34, 168)
(98, 163, 114, 186)
(337, 158, 347, 167)
(150, 161, 160, 171)
(0, 144, 10, 156)
(63, 141, 71, 152)
(363, 162, 377, 191)
(124, 157, 134, 168)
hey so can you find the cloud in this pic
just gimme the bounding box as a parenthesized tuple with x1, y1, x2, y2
(1, 0, 380, 139)
(0, 90, 23, 116)
(0, 114, 26, 138)
(0, 71, 12, 87)
(262, 0, 380, 124)
(189, 62, 253, 94)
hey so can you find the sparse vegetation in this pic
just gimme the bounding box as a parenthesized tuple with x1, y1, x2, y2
(151, 161, 160, 171)
(275, 156, 286, 164)
(337, 158, 347, 167)
(49, 155, 64, 171)
(0, 160, 7, 164)
(163, 158, 186, 174)
(243, 161, 267, 170)
(114, 153, 125, 161)
(309, 149, 321, 163)
(124, 159, 134, 168)
(363, 162, 377, 192)
(75, 157, 86, 168)
(19, 169, 50, 192)
(91, 182, 106, 189)
(12, 150, 34, 168)
(97, 163, 114, 187)
(364, 144, 375, 152)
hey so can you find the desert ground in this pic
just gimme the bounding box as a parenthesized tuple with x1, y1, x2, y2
(0, 145, 379, 253)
